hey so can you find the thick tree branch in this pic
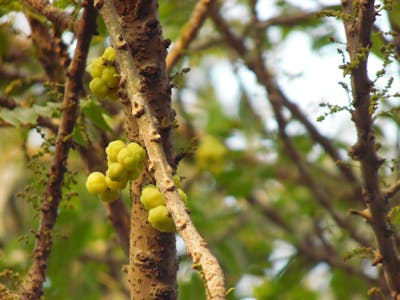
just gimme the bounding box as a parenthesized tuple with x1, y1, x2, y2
(98, 1, 226, 299)
(166, 0, 214, 73)
(342, 0, 400, 297)
(20, 2, 97, 299)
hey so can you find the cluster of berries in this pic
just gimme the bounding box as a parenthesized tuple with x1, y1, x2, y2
(140, 176, 187, 232)
(88, 47, 119, 99)
(85, 140, 146, 202)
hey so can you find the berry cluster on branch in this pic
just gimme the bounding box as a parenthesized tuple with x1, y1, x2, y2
(140, 176, 187, 232)
(87, 47, 119, 99)
(86, 140, 146, 202)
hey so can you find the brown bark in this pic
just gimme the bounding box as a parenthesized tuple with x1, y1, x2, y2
(342, 0, 400, 297)
(101, 0, 178, 298)
(20, 1, 97, 299)
(99, 0, 226, 298)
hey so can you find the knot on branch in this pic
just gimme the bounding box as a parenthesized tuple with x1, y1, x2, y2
(151, 284, 176, 299)
(133, 250, 157, 268)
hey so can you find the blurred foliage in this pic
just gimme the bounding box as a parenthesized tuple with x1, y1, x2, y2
(1, 0, 400, 299)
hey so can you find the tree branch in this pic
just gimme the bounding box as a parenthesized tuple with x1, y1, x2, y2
(22, 0, 72, 31)
(342, 0, 400, 297)
(98, 0, 226, 298)
(166, 0, 214, 73)
(20, 1, 97, 299)
(209, 3, 359, 189)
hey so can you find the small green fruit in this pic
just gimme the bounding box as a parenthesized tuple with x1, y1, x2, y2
(105, 176, 127, 190)
(105, 140, 126, 163)
(117, 147, 137, 170)
(103, 47, 116, 61)
(86, 172, 107, 194)
(195, 135, 227, 174)
(148, 205, 176, 233)
(140, 184, 165, 210)
(126, 167, 141, 181)
(99, 188, 119, 202)
(88, 57, 105, 78)
(127, 142, 146, 162)
(101, 66, 119, 89)
(178, 188, 188, 204)
(89, 77, 109, 98)
(173, 175, 181, 189)
(106, 162, 127, 182)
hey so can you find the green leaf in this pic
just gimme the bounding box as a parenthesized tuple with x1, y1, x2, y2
(80, 99, 112, 131)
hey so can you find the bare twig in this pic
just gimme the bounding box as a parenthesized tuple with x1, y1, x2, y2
(99, 0, 226, 298)
(342, 0, 400, 297)
(166, 0, 214, 73)
(20, 1, 97, 299)
(247, 195, 384, 290)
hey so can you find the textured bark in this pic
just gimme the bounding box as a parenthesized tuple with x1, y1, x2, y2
(108, 0, 178, 298)
(99, 0, 226, 298)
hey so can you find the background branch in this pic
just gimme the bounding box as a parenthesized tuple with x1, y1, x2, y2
(20, 1, 97, 298)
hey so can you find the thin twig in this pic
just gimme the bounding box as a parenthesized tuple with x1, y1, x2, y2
(384, 180, 400, 199)
(166, 0, 214, 73)
(99, 1, 226, 298)
(20, 1, 97, 299)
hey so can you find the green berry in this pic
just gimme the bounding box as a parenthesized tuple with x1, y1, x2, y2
(89, 77, 109, 98)
(127, 142, 146, 162)
(99, 188, 119, 202)
(86, 172, 107, 194)
(103, 47, 116, 61)
(140, 184, 165, 210)
(195, 135, 227, 174)
(117, 147, 137, 170)
(88, 57, 105, 78)
(105, 176, 127, 190)
(126, 167, 141, 181)
(148, 205, 176, 233)
(106, 162, 127, 182)
(178, 188, 188, 204)
(173, 175, 181, 189)
(105, 140, 126, 163)
(101, 66, 119, 89)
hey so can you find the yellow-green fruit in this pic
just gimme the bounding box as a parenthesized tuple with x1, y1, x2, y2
(148, 205, 176, 233)
(140, 184, 165, 210)
(103, 47, 116, 61)
(117, 147, 137, 170)
(89, 77, 109, 98)
(101, 66, 119, 89)
(127, 142, 146, 162)
(173, 175, 181, 189)
(195, 135, 227, 174)
(106, 162, 127, 182)
(86, 172, 107, 194)
(126, 167, 140, 181)
(88, 57, 105, 78)
(105, 176, 127, 190)
(105, 140, 126, 163)
(178, 188, 188, 204)
(99, 188, 119, 202)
